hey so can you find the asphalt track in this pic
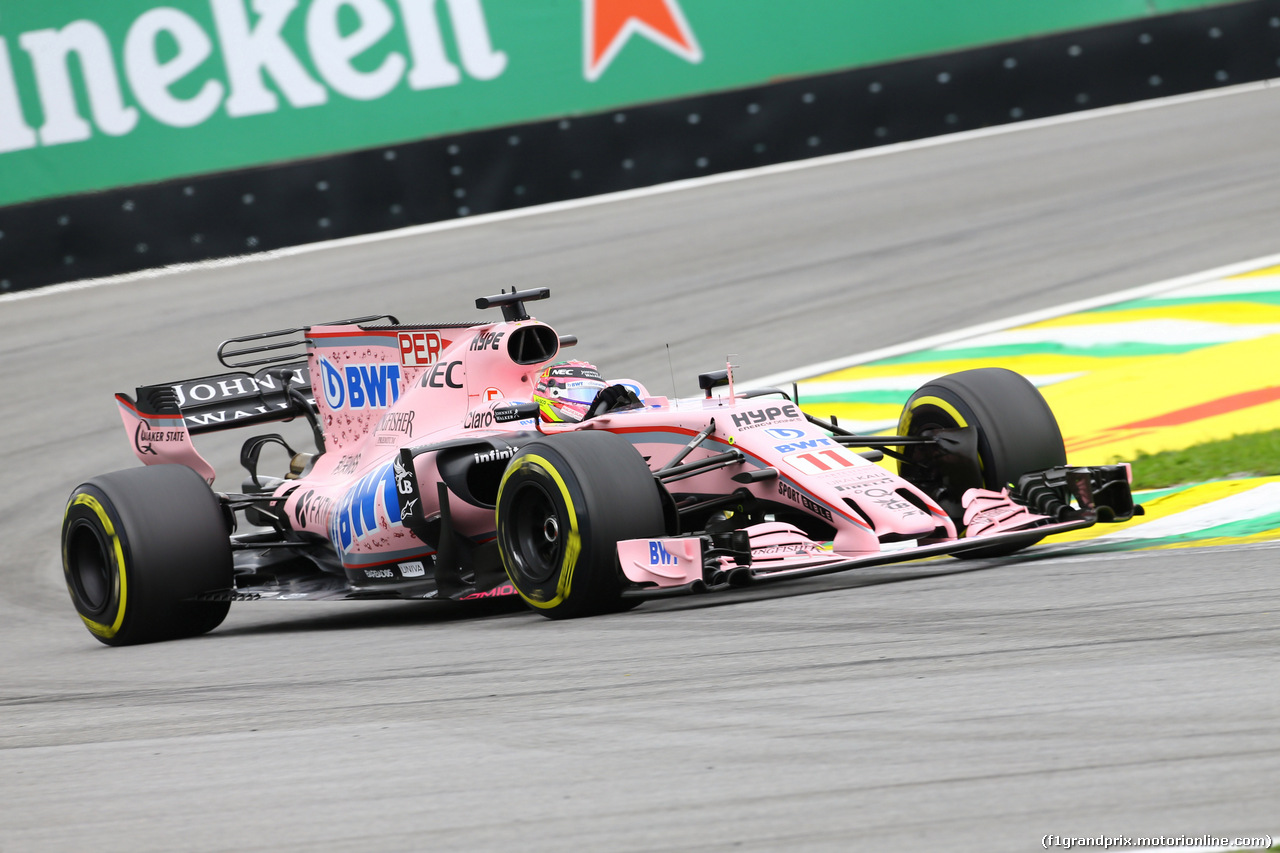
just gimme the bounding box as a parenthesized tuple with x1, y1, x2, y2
(3, 85, 1280, 851)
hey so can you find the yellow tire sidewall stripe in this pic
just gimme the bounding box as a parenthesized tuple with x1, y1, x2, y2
(497, 454, 582, 610)
(64, 493, 128, 639)
(899, 395, 969, 433)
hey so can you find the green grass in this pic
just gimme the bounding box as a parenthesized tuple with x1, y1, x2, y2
(1127, 428, 1280, 490)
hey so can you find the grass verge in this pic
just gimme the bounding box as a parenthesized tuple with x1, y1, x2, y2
(1128, 428, 1280, 490)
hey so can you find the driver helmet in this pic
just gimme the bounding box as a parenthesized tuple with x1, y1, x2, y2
(533, 361, 608, 423)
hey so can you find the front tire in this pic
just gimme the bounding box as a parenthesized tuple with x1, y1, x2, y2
(897, 367, 1066, 557)
(496, 431, 666, 619)
(62, 465, 233, 645)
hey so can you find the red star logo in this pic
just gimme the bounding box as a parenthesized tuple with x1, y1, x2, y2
(584, 0, 703, 82)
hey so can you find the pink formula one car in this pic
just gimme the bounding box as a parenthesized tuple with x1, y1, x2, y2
(61, 289, 1141, 645)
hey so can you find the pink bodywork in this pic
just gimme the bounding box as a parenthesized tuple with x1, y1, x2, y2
(121, 313, 1051, 591)
(960, 488, 1050, 537)
(295, 315, 956, 584)
(116, 395, 216, 484)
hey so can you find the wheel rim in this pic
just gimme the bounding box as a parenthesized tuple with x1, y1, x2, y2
(507, 481, 563, 584)
(900, 406, 955, 485)
(66, 519, 111, 613)
(899, 402, 985, 521)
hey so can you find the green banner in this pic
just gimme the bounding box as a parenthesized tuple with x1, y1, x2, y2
(0, 0, 1239, 207)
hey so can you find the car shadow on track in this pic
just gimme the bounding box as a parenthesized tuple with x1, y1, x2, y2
(213, 555, 1027, 635)
(637, 555, 1022, 614)
(211, 596, 530, 637)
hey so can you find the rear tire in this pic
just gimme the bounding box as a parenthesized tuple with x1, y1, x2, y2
(61, 465, 233, 645)
(496, 430, 666, 618)
(897, 368, 1066, 558)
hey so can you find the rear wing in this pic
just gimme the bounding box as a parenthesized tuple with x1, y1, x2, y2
(114, 316, 396, 478)
(125, 362, 314, 434)
(115, 362, 316, 483)
(121, 314, 402, 435)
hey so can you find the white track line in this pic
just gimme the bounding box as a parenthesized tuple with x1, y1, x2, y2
(744, 250, 1280, 389)
(3, 78, 1277, 306)
(1088, 481, 1280, 544)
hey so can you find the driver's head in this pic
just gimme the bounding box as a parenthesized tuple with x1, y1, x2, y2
(533, 361, 607, 423)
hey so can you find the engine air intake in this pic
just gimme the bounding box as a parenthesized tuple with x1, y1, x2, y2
(506, 325, 559, 365)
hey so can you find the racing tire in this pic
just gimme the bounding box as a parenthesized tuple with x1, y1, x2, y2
(61, 464, 233, 646)
(496, 430, 666, 619)
(897, 368, 1066, 558)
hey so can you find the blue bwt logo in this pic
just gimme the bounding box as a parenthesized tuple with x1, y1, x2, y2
(773, 437, 834, 453)
(331, 462, 401, 551)
(649, 541, 676, 565)
(319, 358, 402, 411)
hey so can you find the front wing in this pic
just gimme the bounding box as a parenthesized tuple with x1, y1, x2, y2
(618, 517, 1096, 600)
(618, 463, 1141, 599)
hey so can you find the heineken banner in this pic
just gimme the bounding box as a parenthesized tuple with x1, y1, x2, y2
(0, 0, 1242, 207)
